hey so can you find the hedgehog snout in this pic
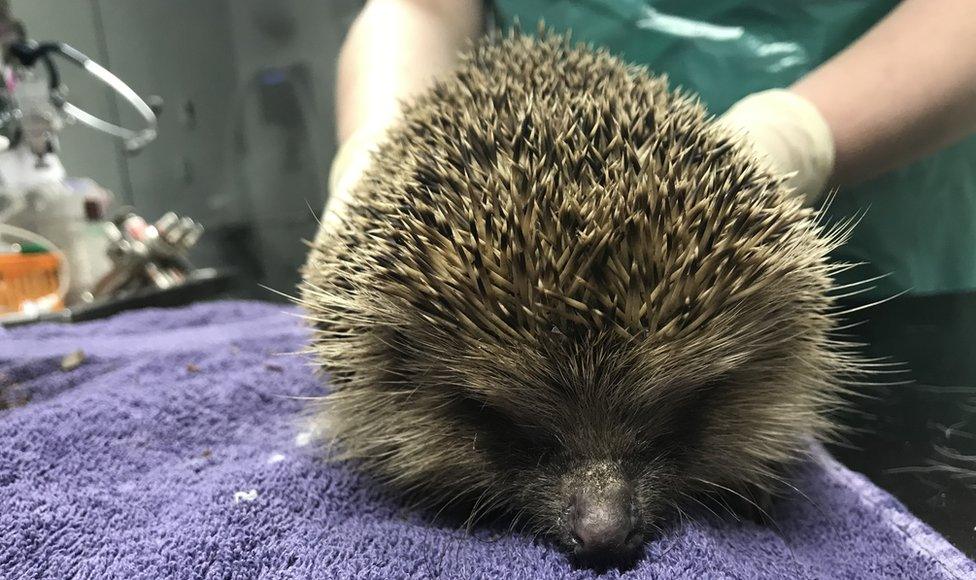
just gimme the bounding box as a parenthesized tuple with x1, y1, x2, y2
(560, 463, 644, 569)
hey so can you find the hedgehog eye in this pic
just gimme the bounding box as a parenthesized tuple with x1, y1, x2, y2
(637, 377, 733, 451)
(453, 392, 561, 457)
(454, 392, 517, 430)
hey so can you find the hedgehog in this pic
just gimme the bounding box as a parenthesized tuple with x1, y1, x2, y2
(300, 30, 862, 569)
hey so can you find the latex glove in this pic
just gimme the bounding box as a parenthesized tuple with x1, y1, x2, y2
(719, 89, 835, 205)
(323, 123, 390, 229)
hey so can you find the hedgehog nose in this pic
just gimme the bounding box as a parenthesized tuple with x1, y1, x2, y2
(572, 501, 631, 550)
(568, 484, 641, 566)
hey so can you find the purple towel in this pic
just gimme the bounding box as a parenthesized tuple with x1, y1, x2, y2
(1, 300, 973, 579)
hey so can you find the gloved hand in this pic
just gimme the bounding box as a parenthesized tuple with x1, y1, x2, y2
(719, 89, 835, 205)
(323, 122, 390, 229)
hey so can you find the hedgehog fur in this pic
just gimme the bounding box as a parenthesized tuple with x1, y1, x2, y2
(300, 29, 861, 568)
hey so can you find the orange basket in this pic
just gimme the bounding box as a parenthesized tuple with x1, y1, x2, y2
(0, 252, 63, 315)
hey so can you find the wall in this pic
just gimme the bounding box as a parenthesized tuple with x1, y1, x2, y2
(91, 0, 246, 288)
(224, 0, 360, 297)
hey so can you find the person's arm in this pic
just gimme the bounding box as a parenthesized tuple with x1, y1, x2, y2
(324, 0, 482, 224)
(336, 0, 483, 142)
(722, 0, 976, 202)
(792, 0, 976, 187)
(324, 0, 481, 222)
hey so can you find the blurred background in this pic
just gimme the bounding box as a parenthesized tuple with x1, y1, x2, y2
(8, 0, 360, 302)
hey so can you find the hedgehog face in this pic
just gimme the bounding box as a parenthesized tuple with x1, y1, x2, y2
(452, 345, 679, 569)
(443, 321, 817, 569)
